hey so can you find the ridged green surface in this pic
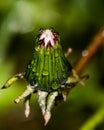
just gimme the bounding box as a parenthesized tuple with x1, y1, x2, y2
(24, 43, 72, 92)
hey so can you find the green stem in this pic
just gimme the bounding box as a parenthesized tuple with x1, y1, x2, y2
(80, 106, 104, 130)
(74, 27, 104, 75)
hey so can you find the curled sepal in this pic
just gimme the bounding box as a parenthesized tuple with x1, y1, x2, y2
(24, 94, 31, 118)
(44, 91, 58, 125)
(38, 90, 58, 125)
(66, 69, 89, 87)
(0, 73, 24, 89)
(38, 90, 48, 116)
(14, 85, 35, 104)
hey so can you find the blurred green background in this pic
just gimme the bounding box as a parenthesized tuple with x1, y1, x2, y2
(0, 0, 104, 130)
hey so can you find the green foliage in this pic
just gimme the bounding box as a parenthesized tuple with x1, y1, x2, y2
(0, 0, 104, 130)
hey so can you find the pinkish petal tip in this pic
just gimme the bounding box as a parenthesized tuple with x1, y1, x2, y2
(43, 111, 51, 126)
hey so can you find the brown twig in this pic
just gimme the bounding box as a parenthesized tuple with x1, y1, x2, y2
(74, 27, 104, 75)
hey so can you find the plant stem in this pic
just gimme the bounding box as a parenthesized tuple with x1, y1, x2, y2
(74, 27, 104, 130)
(79, 105, 104, 130)
(74, 27, 104, 75)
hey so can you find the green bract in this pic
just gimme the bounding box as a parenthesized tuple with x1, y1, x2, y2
(25, 41, 72, 92)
